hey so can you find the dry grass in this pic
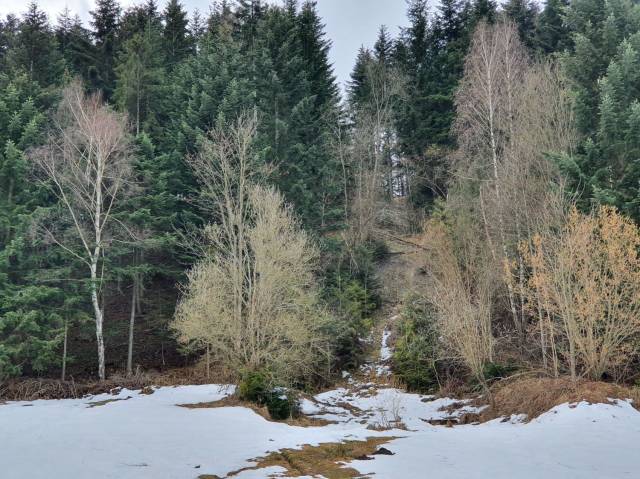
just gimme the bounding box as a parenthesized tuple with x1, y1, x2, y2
(177, 396, 336, 428)
(223, 437, 396, 479)
(479, 376, 640, 422)
(0, 366, 220, 401)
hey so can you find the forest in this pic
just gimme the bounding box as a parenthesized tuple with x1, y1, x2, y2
(3, 0, 640, 427)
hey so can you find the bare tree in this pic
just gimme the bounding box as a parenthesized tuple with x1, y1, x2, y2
(173, 115, 330, 385)
(31, 80, 132, 381)
(454, 20, 576, 345)
(418, 217, 496, 388)
(347, 59, 405, 245)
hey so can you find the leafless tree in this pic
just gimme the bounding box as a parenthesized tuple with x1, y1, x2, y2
(454, 20, 576, 345)
(346, 60, 405, 246)
(418, 217, 496, 388)
(173, 115, 331, 384)
(31, 80, 132, 381)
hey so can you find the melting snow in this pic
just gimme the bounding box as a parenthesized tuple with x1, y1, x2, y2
(2, 322, 640, 478)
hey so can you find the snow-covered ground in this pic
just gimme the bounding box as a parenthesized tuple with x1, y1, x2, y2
(2, 327, 640, 478)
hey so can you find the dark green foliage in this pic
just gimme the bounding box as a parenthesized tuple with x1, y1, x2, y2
(392, 297, 438, 392)
(238, 369, 299, 419)
(239, 369, 271, 403)
(9, 2, 65, 86)
(393, 0, 472, 212)
(503, 0, 539, 49)
(90, 0, 121, 95)
(320, 238, 383, 369)
(535, 0, 571, 54)
(561, 0, 640, 222)
(482, 361, 518, 382)
(162, 0, 193, 68)
(266, 388, 300, 420)
(55, 8, 97, 81)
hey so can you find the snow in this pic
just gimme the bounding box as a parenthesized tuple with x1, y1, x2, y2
(380, 328, 392, 361)
(349, 400, 640, 479)
(0, 384, 375, 479)
(2, 384, 640, 478)
(3, 325, 640, 478)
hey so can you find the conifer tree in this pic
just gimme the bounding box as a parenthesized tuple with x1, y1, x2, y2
(90, 0, 121, 96)
(162, 0, 192, 68)
(535, 0, 571, 54)
(115, 28, 165, 135)
(503, 0, 539, 50)
(56, 9, 96, 80)
(11, 2, 64, 86)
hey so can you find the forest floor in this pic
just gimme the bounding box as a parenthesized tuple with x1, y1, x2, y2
(2, 319, 640, 478)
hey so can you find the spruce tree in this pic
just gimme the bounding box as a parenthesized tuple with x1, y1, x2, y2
(10, 2, 64, 86)
(90, 0, 121, 96)
(114, 28, 165, 135)
(56, 9, 96, 80)
(503, 0, 539, 50)
(535, 0, 571, 54)
(162, 0, 192, 68)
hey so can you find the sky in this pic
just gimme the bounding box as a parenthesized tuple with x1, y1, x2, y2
(1, 0, 411, 90)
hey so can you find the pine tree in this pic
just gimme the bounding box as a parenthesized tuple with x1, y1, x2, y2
(115, 28, 165, 135)
(56, 9, 96, 80)
(0, 72, 69, 380)
(560, 0, 640, 221)
(471, 0, 497, 24)
(374, 25, 393, 65)
(189, 9, 205, 45)
(348, 46, 373, 108)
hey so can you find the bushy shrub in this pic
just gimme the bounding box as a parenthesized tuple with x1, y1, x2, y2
(238, 369, 271, 404)
(266, 388, 300, 420)
(392, 297, 439, 392)
(238, 370, 301, 420)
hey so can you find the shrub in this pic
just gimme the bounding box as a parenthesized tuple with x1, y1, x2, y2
(319, 238, 383, 371)
(392, 297, 439, 392)
(266, 388, 300, 420)
(522, 207, 640, 380)
(238, 369, 271, 404)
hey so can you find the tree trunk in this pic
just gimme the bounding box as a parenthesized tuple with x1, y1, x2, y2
(127, 278, 137, 376)
(206, 343, 211, 379)
(61, 319, 68, 382)
(91, 259, 105, 381)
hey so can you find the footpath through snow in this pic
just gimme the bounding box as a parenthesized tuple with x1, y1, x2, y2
(2, 319, 640, 478)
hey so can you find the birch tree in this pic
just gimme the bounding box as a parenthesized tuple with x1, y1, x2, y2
(454, 20, 575, 345)
(31, 80, 131, 381)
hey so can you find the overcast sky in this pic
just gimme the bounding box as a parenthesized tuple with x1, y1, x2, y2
(1, 0, 411, 90)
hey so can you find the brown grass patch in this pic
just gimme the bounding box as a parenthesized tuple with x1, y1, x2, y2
(178, 396, 336, 427)
(223, 437, 396, 478)
(0, 366, 224, 401)
(479, 377, 640, 422)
